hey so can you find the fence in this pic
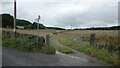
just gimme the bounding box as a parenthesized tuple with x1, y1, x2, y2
(82, 33, 119, 52)
(80, 35, 89, 41)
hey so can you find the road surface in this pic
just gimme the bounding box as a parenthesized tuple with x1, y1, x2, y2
(2, 46, 110, 66)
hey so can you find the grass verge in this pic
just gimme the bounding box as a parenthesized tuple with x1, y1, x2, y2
(41, 44, 56, 54)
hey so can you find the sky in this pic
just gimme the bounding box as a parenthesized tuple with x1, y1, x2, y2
(1, 0, 119, 29)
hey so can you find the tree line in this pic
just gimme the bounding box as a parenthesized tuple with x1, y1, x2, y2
(1, 13, 65, 30)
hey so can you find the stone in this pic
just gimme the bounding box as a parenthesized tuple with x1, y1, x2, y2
(90, 33, 96, 46)
(38, 36, 45, 46)
(46, 34, 50, 46)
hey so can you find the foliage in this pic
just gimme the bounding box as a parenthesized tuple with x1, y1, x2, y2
(1, 13, 14, 28)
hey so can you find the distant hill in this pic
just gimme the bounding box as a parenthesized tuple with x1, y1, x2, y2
(24, 22, 45, 29)
(0, 13, 32, 28)
(74, 26, 120, 30)
(1, 13, 65, 30)
(16, 19, 32, 26)
(24, 22, 65, 30)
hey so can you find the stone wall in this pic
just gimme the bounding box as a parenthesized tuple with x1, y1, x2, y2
(2, 30, 46, 47)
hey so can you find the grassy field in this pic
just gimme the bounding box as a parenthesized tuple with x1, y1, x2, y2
(57, 30, 120, 66)
(63, 30, 119, 44)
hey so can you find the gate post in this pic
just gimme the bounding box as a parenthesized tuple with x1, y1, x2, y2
(90, 33, 96, 46)
(46, 34, 50, 46)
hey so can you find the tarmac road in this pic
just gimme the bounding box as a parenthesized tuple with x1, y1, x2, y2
(2, 46, 110, 66)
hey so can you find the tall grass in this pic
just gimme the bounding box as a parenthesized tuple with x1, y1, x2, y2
(63, 30, 119, 45)
(2, 28, 64, 37)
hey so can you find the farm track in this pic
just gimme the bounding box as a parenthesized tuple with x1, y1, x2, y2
(54, 36, 79, 53)
(53, 35, 111, 66)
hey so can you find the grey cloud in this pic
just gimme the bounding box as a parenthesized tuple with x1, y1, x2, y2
(1, 0, 118, 29)
(53, 2, 118, 28)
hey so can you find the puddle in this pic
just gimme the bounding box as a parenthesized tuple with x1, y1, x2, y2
(56, 50, 88, 62)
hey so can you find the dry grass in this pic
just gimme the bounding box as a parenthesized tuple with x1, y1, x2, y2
(2, 28, 58, 37)
(64, 30, 119, 37)
(63, 30, 119, 44)
(2, 28, 65, 37)
(17, 26, 24, 29)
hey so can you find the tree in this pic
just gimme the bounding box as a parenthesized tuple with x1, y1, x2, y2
(1, 14, 14, 28)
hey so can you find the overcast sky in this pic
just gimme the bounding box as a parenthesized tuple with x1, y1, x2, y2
(1, 0, 119, 29)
